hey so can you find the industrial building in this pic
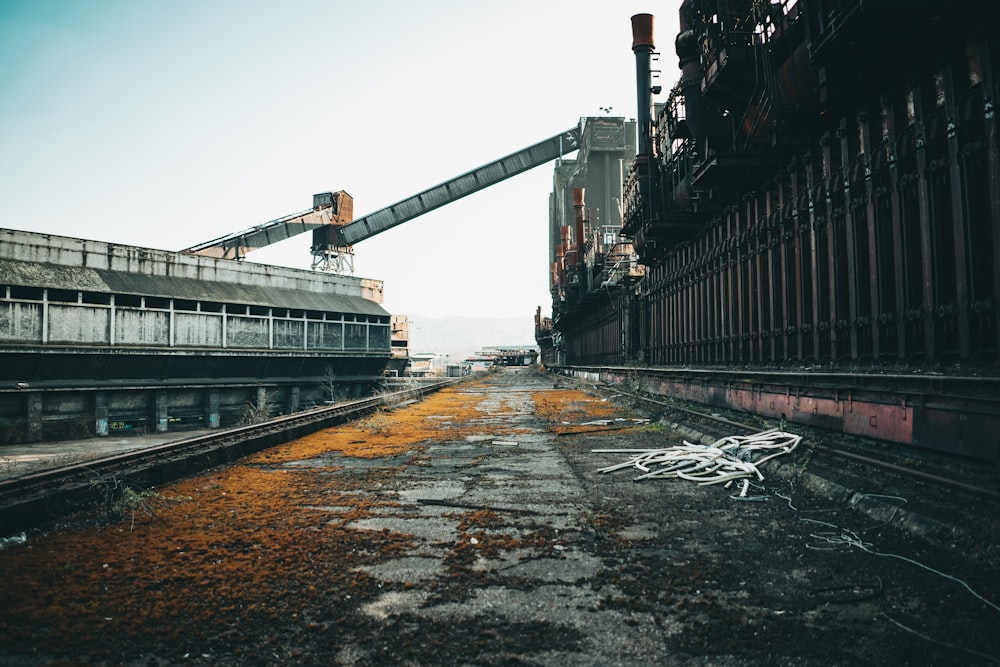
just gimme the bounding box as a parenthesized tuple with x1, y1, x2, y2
(542, 1, 1000, 465)
(0, 228, 390, 442)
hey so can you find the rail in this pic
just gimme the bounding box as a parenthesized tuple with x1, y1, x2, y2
(553, 366, 1000, 499)
(0, 378, 461, 533)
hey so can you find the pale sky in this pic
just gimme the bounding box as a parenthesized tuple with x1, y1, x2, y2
(0, 1, 680, 322)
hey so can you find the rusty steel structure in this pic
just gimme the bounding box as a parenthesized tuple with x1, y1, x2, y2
(547, 1, 1000, 466)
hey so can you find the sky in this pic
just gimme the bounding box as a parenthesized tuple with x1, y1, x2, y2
(0, 0, 680, 324)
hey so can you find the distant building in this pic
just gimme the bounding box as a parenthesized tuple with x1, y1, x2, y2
(461, 356, 496, 373)
(407, 352, 450, 377)
(385, 315, 410, 376)
(476, 346, 539, 367)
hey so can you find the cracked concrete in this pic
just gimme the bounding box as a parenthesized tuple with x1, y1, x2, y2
(2, 367, 998, 666)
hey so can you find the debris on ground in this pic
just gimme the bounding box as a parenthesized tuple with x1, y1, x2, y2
(594, 428, 801, 498)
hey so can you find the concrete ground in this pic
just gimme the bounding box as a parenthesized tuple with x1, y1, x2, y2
(0, 428, 218, 480)
(1, 367, 998, 665)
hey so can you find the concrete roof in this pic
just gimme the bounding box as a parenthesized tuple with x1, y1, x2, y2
(0, 259, 388, 316)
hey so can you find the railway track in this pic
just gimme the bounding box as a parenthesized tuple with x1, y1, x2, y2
(560, 364, 1000, 476)
(594, 379, 1000, 502)
(0, 378, 461, 535)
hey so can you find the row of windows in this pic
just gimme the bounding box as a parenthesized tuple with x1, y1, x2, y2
(0, 285, 388, 324)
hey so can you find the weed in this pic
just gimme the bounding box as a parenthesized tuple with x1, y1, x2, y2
(361, 410, 393, 436)
(0, 457, 15, 476)
(89, 472, 190, 531)
(238, 389, 276, 426)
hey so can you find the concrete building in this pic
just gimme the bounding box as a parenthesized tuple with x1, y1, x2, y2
(0, 229, 391, 442)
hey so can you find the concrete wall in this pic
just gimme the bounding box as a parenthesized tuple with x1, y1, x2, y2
(0, 228, 385, 303)
(0, 229, 393, 355)
(0, 381, 354, 445)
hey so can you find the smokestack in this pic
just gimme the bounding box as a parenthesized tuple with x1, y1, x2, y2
(631, 13, 655, 156)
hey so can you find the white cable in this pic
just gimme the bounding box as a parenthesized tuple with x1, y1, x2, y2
(596, 428, 802, 497)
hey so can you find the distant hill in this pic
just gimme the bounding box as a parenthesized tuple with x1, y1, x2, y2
(405, 314, 539, 363)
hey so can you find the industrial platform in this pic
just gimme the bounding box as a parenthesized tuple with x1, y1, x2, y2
(0, 368, 996, 664)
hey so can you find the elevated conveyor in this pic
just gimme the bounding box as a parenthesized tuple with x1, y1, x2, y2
(181, 127, 582, 263)
(335, 127, 581, 246)
(183, 191, 352, 261)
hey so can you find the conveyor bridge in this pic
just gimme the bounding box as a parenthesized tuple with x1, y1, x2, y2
(182, 127, 582, 265)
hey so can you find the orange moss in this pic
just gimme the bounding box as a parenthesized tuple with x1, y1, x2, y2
(250, 380, 498, 464)
(531, 389, 622, 434)
(457, 509, 505, 531)
(0, 377, 629, 660)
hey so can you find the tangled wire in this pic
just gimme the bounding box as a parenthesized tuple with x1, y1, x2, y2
(595, 428, 802, 498)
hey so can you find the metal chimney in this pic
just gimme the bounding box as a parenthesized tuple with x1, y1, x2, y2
(631, 13, 655, 156)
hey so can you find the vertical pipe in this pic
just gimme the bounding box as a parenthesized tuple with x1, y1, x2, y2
(692, 243, 699, 363)
(839, 120, 860, 361)
(736, 201, 747, 363)
(976, 40, 1000, 359)
(631, 14, 655, 156)
(942, 62, 972, 360)
(790, 162, 805, 360)
(746, 195, 761, 361)
(717, 221, 725, 362)
(767, 189, 780, 362)
(750, 194, 768, 362)
(692, 244, 699, 363)
(707, 214, 715, 361)
(911, 82, 938, 359)
(821, 134, 839, 361)
(573, 189, 586, 267)
(806, 157, 822, 359)
(726, 207, 736, 363)
(778, 179, 791, 361)
(682, 248, 690, 363)
(884, 96, 908, 360)
(858, 111, 882, 360)
(573, 188, 587, 289)
(672, 266, 680, 364)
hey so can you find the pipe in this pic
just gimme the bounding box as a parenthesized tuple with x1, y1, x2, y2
(676, 29, 710, 141)
(631, 13, 655, 156)
(573, 188, 586, 271)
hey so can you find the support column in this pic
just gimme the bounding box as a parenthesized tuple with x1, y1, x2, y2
(155, 390, 168, 433)
(26, 392, 42, 441)
(95, 391, 108, 437)
(287, 386, 300, 414)
(256, 385, 269, 414)
(206, 389, 221, 429)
